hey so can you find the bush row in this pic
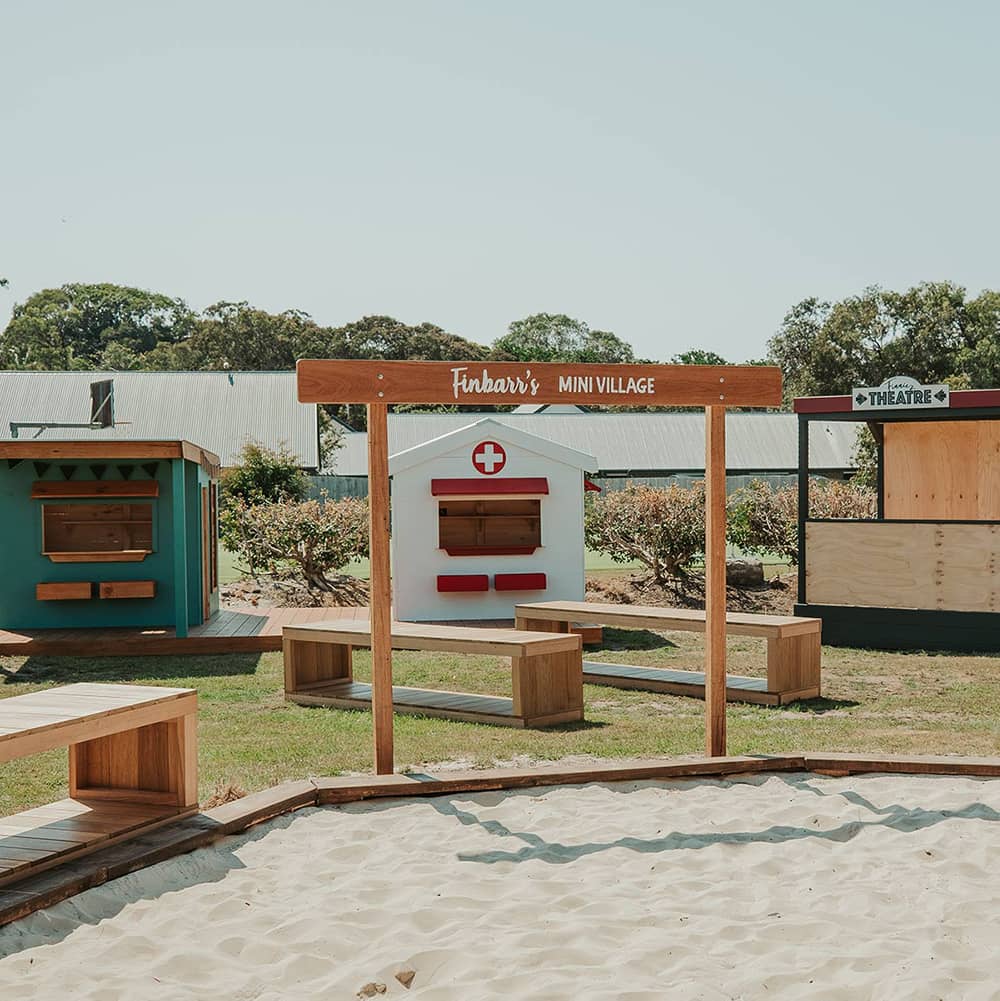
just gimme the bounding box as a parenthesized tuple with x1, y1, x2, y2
(585, 479, 876, 582)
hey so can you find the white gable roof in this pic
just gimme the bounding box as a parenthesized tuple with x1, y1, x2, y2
(388, 418, 597, 475)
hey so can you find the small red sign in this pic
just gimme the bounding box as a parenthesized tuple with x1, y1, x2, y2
(472, 440, 506, 475)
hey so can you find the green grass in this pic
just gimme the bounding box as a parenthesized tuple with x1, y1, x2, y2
(2, 631, 998, 815)
(219, 548, 641, 583)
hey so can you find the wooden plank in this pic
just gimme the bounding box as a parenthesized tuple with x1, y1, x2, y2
(0, 688, 197, 763)
(884, 421, 981, 520)
(99, 581, 156, 599)
(0, 441, 185, 462)
(297, 359, 783, 407)
(704, 405, 727, 757)
(367, 401, 394, 775)
(31, 480, 159, 499)
(805, 521, 1000, 613)
(284, 619, 581, 656)
(312, 754, 805, 804)
(581, 661, 785, 706)
(287, 680, 530, 728)
(802, 753, 1000, 777)
(45, 550, 150, 563)
(0, 805, 195, 893)
(36, 582, 93, 601)
(201, 780, 317, 835)
(514, 600, 820, 639)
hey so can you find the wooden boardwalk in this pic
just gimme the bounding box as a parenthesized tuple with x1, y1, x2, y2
(0, 608, 597, 659)
(0, 607, 369, 657)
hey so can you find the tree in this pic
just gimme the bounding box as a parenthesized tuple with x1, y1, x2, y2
(0, 283, 193, 370)
(147, 301, 320, 371)
(305, 314, 488, 362)
(224, 497, 369, 592)
(767, 281, 1000, 402)
(492, 313, 637, 363)
(584, 483, 706, 584)
(220, 441, 309, 508)
(670, 349, 729, 366)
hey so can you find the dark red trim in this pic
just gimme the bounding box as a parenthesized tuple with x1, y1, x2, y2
(584, 479, 601, 492)
(432, 477, 549, 496)
(494, 572, 547, 591)
(950, 389, 1000, 409)
(436, 574, 489, 593)
(793, 395, 852, 413)
(443, 546, 538, 556)
(794, 388, 1000, 415)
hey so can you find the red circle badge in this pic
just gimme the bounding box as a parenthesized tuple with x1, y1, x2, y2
(472, 440, 506, 475)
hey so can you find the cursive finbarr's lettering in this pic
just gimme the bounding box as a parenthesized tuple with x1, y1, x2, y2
(451, 367, 540, 399)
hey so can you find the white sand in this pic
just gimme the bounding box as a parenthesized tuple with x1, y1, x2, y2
(2, 772, 1000, 1001)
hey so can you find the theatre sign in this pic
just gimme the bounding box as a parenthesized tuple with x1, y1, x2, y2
(852, 375, 949, 411)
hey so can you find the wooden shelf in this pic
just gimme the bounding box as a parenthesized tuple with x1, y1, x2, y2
(45, 550, 151, 564)
(99, 580, 156, 599)
(36, 582, 93, 601)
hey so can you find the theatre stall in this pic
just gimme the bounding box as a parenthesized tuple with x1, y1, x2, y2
(0, 440, 220, 637)
(795, 377, 1000, 651)
(388, 418, 597, 621)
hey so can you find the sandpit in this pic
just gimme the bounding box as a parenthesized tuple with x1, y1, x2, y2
(2, 772, 999, 1000)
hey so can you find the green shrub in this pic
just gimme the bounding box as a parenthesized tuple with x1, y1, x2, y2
(727, 478, 876, 564)
(585, 482, 705, 583)
(224, 496, 369, 591)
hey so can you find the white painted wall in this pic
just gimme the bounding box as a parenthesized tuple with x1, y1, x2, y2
(391, 434, 587, 621)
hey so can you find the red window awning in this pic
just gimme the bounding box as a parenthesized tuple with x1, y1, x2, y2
(431, 477, 549, 497)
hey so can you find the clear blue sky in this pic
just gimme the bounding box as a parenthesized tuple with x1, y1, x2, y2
(2, 1, 998, 361)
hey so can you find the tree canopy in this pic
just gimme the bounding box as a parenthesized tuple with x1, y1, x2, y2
(768, 281, 1000, 401)
(0, 283, 193, 370)
(492, 312, 637, 363)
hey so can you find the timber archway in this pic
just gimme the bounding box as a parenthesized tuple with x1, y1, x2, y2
(297, 359, 783, 773)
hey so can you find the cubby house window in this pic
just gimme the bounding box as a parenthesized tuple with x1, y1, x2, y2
(438, 498, 541, 556)
(42, 502, 154, 563)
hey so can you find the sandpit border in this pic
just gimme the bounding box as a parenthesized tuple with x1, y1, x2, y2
(2, 752, 999, 928)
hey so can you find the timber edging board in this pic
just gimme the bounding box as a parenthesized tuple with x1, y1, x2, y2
(3, 753, 1000, 928)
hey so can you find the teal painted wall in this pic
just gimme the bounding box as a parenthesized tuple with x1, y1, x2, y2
(0, 457, 216, 630)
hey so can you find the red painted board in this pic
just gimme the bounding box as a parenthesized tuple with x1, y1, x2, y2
(437, 574, 490, 593)
(432, 478, 549, 496)
(494, 572, 547, 592)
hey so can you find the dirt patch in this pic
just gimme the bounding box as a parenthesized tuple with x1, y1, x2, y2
(585, 571, 796, 615)
(222, 575, 369, 610)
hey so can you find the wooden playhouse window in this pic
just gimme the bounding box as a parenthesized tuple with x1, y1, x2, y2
(42, 502, 154, 563)
(438, 498, 541, 556)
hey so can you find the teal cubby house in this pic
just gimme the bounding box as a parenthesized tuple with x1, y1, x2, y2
(0, 440, 220, 637)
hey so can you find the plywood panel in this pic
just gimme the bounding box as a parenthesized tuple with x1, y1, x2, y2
(806, 521, 1000, 612)
(884, 421, 1000, 520)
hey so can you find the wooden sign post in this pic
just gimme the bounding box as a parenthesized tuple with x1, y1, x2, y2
(298, 360, 782, 773)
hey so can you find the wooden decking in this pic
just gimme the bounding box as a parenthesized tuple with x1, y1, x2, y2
(291, 679, 526, 727)
(0, 607, 367, 657)
(582, 660, 782, 706)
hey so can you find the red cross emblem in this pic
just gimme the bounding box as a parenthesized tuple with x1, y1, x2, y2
(472, 440, 506, 475)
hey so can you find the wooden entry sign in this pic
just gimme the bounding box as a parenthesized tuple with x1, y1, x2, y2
(298, 360, 781, 408)
(297, 358, 783, 774)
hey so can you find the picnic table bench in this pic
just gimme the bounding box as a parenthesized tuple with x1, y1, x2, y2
(283, 619, 583, 728)
(515, 601, 822, 706)
(0, 682, 198, 890)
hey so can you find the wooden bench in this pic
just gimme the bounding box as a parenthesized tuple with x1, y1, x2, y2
(0, 683, 198, 890)
(283, 619, 583, 728)
(515, 601, 822, 706)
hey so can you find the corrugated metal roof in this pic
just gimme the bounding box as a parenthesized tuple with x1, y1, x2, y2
(327, 412, 858, 476)
(0, 371, 319, 468)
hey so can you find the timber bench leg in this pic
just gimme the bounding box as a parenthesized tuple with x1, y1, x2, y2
(515, 616, 569, 634)
(511, 646, 584, 727)
(766, 629, 822, 704)
(69, 709, 199, 811)
(284, 638, 353, 696)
